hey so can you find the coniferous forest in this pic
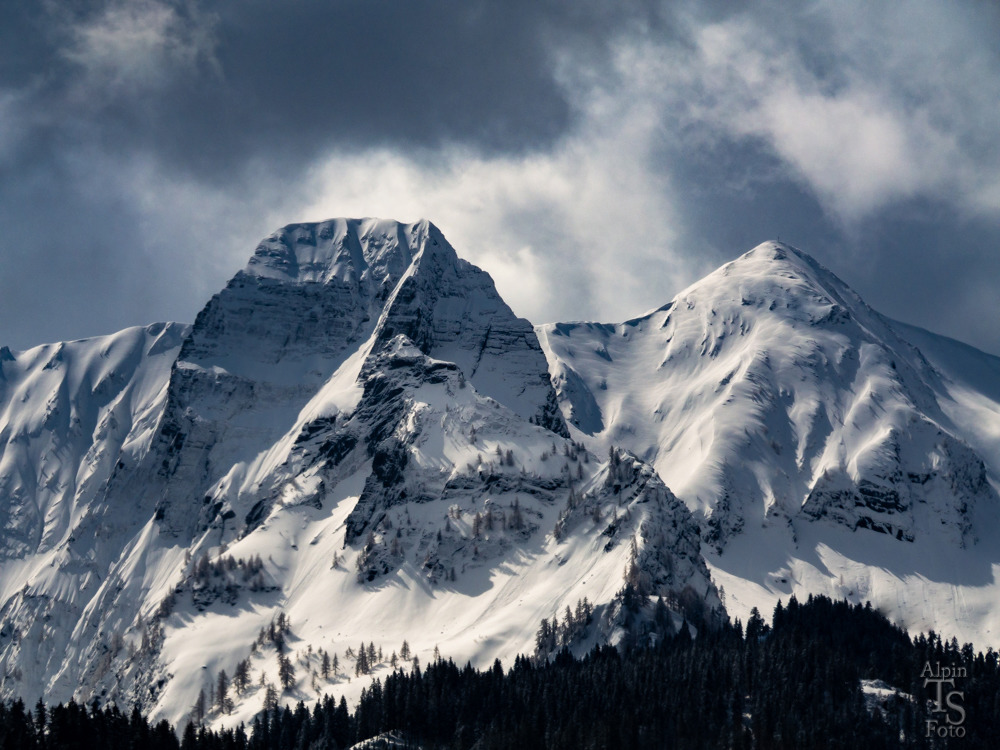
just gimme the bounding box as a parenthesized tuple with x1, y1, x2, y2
(2, 595, 999, 749)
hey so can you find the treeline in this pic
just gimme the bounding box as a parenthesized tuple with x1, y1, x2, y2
(4, 595, 1000, 748)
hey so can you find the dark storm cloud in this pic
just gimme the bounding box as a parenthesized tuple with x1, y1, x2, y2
(0, 0, 599, 348)
(1, 0, 999, 356)
(0, 0, 673, 349)
(15, 0, 651, 180)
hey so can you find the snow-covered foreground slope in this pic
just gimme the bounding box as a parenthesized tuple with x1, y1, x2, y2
(539, 241, 1000, 649)
(0, 219, 716, 729)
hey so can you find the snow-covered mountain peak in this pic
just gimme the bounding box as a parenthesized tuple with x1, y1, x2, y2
(734, 239, 808, 263)
(243, 217, 438, 287)
(717, 239, 830, 279)
(539, 237, 1000, 648)
(122, 216, 565, 540)
(542, 238, 997, 550)
(240, 216, 469, 305)
(0, 218, 586, 724)
(671, 240, 868, 328)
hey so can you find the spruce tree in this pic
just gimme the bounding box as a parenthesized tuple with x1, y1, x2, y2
(356, 643, 369, 676)
(216, 669, 232, 714)
(191, 689, 206, 725)
(233, 658, 251, 695)
(278, 652, 296, 690)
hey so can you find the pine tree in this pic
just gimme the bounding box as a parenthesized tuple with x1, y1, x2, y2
(216, 669, 232, 714)
(400, 640, 411, 660)
(263, 681, 279, 711)
(182, 720, 198, 749)
(33, 698, 46, 737)
(191, 689, 206, 725)
(278, 652, 296, 690)
(356, 642, 369, 676)
(536, 618, 551, 654)
(509, 498, 523, 530)
(746, 607, 767, 641)
(233, 658, 251, 695)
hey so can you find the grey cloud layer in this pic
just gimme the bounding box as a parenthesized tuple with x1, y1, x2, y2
(1, 0, 998, 355)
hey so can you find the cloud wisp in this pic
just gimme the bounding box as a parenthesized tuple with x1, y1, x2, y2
(59, 0, 220, 97)
(292, 0, 1000, 333)
(670, 2, 1000, 225)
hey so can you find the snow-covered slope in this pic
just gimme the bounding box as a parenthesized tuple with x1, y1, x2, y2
(0, 324, 186, 559)
(889, 320, 1000, 482)
(5, 226, 1000, 728)
(539, 241, 1000, 648)
(0, 323, 188, 701)
(0, 218, 714, 728)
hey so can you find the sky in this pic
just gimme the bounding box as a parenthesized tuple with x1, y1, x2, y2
(1, 0, 999, 355)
